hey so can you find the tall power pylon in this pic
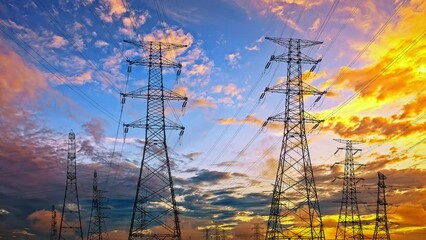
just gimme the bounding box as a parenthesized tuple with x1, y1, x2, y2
(204, 228, 211, 240)
(59, 130, 83, 240)
(123, 40, 187, 240)
(372, 172, 390, 240)
(50, 205, 57, 240)
(87, 170, 109, 240)
(251, 223, 263, 240)
(213, 225, 221, 240)
(333, 139, 364, 240)
(262, 37, 326, 239)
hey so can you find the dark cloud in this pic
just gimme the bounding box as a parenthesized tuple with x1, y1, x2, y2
(324, 116, 426, 142)
(189, 169, 232, 185)
(211, 193, 270, 212)
(182, 151, 203, 161)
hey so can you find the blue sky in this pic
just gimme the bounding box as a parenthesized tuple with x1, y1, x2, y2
(0, 0, 425, 239)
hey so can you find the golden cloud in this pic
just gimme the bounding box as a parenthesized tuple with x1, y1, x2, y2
(192, 97, 217, 109)
(323, 116, 426, 142)
(48, 35, 68, 48)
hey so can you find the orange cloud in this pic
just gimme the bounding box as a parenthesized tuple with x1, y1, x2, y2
(192, 97, 217, 109)
(398, 95, 426, 119)
(74, 70, 93, 85)
(173, 86, 189, 97)
(0, 37, 48, 105)
(213, 83, 242, 98)
(225, 52, 241, 66)
(187, 62, 213, 76)
(27, 209, 60, 234)
(309, 18, 321, 31)
(49, 35, 68, 48)
(325, 1, 426, 102)
(323, 116, 426, 142)
(99, 0, 126, 22)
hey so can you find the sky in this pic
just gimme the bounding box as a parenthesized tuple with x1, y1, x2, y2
(0, 0, 425, 239)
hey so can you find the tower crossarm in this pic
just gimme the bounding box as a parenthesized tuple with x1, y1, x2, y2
(127, 57, 182, 69)
(264, 111, 323, 128)
(265, 37, 323, 48)
(124, 117, 185, 132)
(123, 40, 187, 52)
(264, 82, 326, 96)
(269, 52, 321, 65)
(121, 87, 188, 102)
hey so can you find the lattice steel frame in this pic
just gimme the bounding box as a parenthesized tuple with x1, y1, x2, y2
(263, 37, 326, 240)
(333, 139, 364, 240)
(123, 40, 187, 240)
(58, 130, 83, 240)
(50, 205, 57, 240)
(87, 170, 109, 240)
(372, 172, 390, 240)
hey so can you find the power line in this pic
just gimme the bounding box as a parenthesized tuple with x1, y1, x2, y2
(32, 0, 122, 93)
(0, 25, 120, 123)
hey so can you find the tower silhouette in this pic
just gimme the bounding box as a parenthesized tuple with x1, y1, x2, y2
(372, 172, 390, 240)
(58, 130, 83, 239)
(204, 228, 211, 240)
(333, 139, 364, 240)
(262, 37, 326, 239)
(87, 170, 109, 240)
(123, 40, 187, 240)
(50, 205, 57, 240)
(251, 223, 263, 240)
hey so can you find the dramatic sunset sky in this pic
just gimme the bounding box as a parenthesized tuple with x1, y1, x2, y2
(0, 0, 425, 239)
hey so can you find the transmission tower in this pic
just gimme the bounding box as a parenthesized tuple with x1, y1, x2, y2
(204, 228, 211, 240)
(372, 172, 390, 240)
(50, 205, 57, 240)
(262, 37, 326, 240)
(87, 170, 109, 240)
(123, 40, 187, 240)
(58, 130, 83, 240)
(333, 139, 364, 240)
(213, 225, 221, 240)
(251, 223, 263, 240)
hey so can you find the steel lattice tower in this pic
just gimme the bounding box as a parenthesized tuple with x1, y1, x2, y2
(87, 170, 109, 240)
(214, 225, 220, 240)
(252, 223, 263, 240)
(204, 228, 211, 240)
(50, 205, 57, 240)
(262, 37, 326, 240)
(59, 130, 83, 240)
(123, 40, 187, 240)
(333, 139, 364, 240)
(372, 172, 390, 240)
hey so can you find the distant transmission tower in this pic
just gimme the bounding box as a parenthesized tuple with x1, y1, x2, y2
(50, 205, 57, 240)
(87, 170, 109, 240)
(123, 40, 187, 240)
(214, 225, 220, 240)
(333, 139, 364, 240)
(204, 228, 211, 240)
(59, 130, 83, 240)
(372, 172, 390, 240)
(262, 37, 326, 239)
(251, 223, 263, 240)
